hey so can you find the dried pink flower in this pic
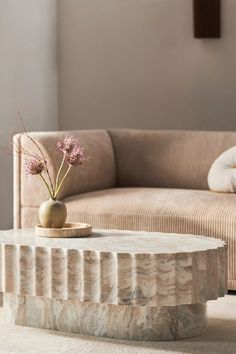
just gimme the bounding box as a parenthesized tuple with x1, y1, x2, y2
(57, 136, 77, 154)
(57, 135, 86, 166)
(25, 157, 46, 175)
(65, 146, 86, 166)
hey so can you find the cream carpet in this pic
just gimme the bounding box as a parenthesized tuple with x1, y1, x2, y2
(0, 295, 235, 354)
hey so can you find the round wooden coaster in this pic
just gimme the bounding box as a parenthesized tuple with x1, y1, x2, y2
(35, 222, 92, 238)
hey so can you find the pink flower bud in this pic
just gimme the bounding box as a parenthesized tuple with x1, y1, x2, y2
(25, 157, 46, 175)
(57, 136, 77, 154)
(65, 146, 86, 166)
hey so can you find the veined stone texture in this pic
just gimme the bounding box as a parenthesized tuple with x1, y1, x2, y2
(0, 229, 227, 307)
(3, 293, 207, 341)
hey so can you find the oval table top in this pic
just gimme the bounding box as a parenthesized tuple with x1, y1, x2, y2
(0, 228, 226, 254)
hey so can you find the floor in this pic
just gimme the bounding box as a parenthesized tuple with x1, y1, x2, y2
(0, 295, 235, 354)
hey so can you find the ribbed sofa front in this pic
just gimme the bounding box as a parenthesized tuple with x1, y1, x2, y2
(14, 129, 236, 290)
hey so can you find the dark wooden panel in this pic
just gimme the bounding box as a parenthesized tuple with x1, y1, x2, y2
(193, 0, 221, 38)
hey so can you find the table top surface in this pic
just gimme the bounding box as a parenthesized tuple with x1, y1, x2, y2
(0, 228, 225, 254)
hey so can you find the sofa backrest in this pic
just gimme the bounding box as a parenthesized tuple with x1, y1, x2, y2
(109, 129, 236, 190)
(14, 130, 116, 217)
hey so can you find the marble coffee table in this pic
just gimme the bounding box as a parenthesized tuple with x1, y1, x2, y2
(0, 229, 227, 341)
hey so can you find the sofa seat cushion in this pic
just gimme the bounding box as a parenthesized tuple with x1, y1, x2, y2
(21, 187, 236, 289)
(65, 187, 236, 289)
(61, 187, 236, 232)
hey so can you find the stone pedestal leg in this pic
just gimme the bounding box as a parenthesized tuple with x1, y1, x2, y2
(3, 293, 207, 341)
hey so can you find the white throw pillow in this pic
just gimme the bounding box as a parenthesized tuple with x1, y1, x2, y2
(208, 146, 236, 193)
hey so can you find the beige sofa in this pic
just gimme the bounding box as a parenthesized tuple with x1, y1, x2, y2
(14, 129, 236, 290)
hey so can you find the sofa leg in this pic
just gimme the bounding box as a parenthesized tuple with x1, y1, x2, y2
(0, 292, 3, 307)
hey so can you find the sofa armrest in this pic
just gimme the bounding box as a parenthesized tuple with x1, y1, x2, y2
(13, 130, 116, 228)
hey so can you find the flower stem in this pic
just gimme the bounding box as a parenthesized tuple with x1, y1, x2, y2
(28, 136, 54, 195)
(18, 111, 55, 196)
(55, 154, 65, 193)
(39, 173, 54, 199)
(54, 165, 72, 199)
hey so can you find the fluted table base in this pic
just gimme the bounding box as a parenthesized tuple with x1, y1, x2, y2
(3, 293, 207, 341)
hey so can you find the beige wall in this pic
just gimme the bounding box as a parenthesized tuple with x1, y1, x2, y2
(1, 0, 236, 227)
(0, 0, 58, 228)
(58, 0, 236, 131)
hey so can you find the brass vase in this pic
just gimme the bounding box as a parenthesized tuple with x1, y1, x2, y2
(39, 199, 67, 228)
